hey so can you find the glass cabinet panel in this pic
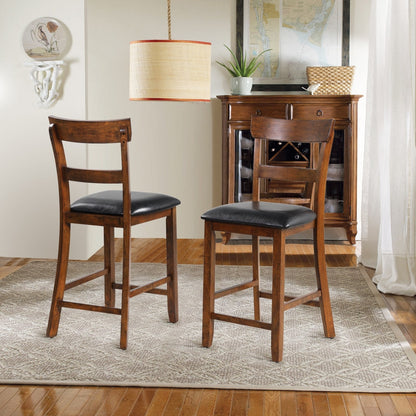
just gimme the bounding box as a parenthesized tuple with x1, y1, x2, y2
(234, 130, 254, 202)
(325, 129, 345, 214)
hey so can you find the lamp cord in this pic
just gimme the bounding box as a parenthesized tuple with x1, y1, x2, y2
(167, 0, 172, 40)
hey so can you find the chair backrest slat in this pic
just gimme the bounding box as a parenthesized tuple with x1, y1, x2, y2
(63, 167, 124, 184)
(250, 116, 335, 215)
(257, 165, 319, 183)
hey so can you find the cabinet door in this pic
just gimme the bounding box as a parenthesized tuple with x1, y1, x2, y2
(291, 105, 353, 219)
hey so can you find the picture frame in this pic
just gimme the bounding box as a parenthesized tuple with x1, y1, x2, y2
(236, 0, 350, 91)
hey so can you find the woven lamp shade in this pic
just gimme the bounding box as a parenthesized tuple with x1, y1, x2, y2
(129, 40, 211, 102)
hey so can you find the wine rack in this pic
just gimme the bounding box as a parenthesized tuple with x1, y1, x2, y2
(268, 141, 310, 164)
(266, 139, 311, 198)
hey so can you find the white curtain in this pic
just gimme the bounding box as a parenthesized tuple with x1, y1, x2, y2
(361, 0, 416, 295)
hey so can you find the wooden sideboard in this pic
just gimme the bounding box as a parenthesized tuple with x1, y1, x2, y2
(217, 93, 362, 244)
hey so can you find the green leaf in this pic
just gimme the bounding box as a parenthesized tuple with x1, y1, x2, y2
(217, 44, 271, 78)
(216, 61, 238, 77)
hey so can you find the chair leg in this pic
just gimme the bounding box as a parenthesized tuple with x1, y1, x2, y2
(252, 235, 260, 321)
(271, 230, 286, 362)
(313, 224, 335, 338)
(202, 221, 216, 348)
(166, 208, 178, 323)
(46, 220, 71, 338)
(104, 226, 115, 308)
(120, 223, 131, 350)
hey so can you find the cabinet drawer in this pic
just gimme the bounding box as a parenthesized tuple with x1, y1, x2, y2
(292, 104, 350, 121)
(229, 104, 287, 121)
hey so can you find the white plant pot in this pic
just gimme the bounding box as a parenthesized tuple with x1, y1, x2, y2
(231, 77, 253, 95)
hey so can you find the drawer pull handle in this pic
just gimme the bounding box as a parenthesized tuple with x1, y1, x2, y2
(256, 109, 262, 116)
(316, 109, 323, 117)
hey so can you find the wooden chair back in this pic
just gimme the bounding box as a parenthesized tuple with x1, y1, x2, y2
(48, 117, 132, 216)
(250, 115, 335, 219)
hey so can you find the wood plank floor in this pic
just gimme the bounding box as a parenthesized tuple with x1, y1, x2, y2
(1, 238, 416, 415)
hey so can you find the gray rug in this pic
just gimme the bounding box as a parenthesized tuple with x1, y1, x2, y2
(1, 261, 416, 392)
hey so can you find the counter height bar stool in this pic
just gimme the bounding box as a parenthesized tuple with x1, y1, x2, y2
(201, 115, 336, 362)
(46, 117, 180, 349)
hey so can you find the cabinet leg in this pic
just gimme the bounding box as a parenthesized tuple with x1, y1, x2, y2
(221, 232, 231, 245)
(346, 225, 357, 245)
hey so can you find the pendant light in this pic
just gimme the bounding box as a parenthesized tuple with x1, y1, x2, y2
(129, 0, 211, 102)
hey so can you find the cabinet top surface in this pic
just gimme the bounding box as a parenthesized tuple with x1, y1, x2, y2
(216, 93, 363, 103)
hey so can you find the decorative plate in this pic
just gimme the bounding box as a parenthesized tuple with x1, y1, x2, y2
(22, 17, 68, 60)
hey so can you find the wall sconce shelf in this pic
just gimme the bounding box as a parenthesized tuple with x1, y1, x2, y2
(25, 60, 65, 107)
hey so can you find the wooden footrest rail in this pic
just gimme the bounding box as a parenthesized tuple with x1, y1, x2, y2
(215, 280, 258, 299)
(212, 312, 272, 330)
(113, 276, 169, 298)
(259, 290, 321, 308)
(65, 268, 108, 290)
(60, 300, 121, 315)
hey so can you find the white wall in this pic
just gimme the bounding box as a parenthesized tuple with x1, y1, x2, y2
(0, 0, 87, 259)
(0, 0, 370, 260)
(86, 0, 232, 242)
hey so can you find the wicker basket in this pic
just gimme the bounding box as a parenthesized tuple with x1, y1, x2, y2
(306, 66, 355, 95)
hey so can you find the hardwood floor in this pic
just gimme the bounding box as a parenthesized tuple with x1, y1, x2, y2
(1, 238, 416, 415)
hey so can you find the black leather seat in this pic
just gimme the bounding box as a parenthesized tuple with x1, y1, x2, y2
(71, 190, 180, 216)
(202, 201, 316, 229)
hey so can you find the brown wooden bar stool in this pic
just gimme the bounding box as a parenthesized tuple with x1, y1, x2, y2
(201, 115, 336, 362)
(46, 117, 180, 349)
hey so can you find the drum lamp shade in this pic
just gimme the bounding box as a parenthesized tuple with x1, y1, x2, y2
(129, 39, 211, 102)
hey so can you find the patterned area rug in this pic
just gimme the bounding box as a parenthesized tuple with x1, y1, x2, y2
(1, 261, 416, 392)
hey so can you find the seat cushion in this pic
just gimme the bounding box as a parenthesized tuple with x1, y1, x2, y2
(201, 201, 316, 230)
(71, 190, 180, 216)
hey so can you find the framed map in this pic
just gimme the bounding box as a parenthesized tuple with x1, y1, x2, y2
(236, 0, 350, 91)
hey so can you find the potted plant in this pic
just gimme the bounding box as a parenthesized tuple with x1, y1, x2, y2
(217, 44, 271, 95)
